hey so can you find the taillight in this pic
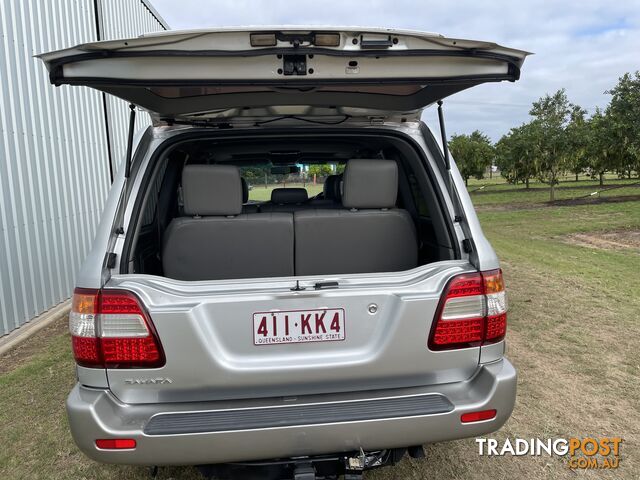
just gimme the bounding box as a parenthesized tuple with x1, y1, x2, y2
(69, 288, 165, 368)
(428, 269, 507, 350)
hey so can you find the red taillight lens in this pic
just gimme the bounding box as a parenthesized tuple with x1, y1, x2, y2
(485, 313, 507, 342)
(460, 409, 497, 423)
(69, 289, 164, 369)
(101, 337, 162, 366)
(95, 438, 137, 449)
(71, 336, 101, 366)
(428, 269, 507, 350)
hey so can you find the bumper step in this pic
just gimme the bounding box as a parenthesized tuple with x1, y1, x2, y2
(144, 393, 453, 435)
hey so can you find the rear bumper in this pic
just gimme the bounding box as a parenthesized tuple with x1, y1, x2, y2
(67, 358, 516, 466)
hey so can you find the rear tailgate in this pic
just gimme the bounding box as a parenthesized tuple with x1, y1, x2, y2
(38, 26, 529, 124)
(105, 262, 479, 404)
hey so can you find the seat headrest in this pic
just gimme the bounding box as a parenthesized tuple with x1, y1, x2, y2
(271, 188, 308, 205)
(342, 159, 398, 209)
(240, 177, 249, 203)
(323, 175, 342, 201)
(182, 165, 243, 216)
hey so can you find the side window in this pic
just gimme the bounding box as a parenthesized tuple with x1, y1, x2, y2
(407, 172, 431, 218)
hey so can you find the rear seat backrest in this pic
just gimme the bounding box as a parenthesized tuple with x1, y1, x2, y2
(260, 187, 309, 212)
(162, 165, 294, 280)
(309, 174, 342, 207)
(294, 159, 418, 276)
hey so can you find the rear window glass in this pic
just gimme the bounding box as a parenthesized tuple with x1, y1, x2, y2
(240, 164, 344, 202)
(407, 171, 431, 218)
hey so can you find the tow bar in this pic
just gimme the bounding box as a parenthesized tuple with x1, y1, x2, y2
(342, 448, 366, 479)
(198, 447, 413, 479)
(292, 450, 365, 479)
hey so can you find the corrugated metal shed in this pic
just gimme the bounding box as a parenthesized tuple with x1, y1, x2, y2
(0, 0, 167, 336)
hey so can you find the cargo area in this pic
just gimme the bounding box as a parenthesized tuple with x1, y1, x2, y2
(124, 130, 459, 281)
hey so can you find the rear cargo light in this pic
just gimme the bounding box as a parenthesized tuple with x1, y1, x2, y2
(95, 438, 136, 450)
(428, 269, 507, 350)
(69, 288, 165, 368)
(250, 33, 277, 47)
(313, 33, 341, 46)
(460, 409, 497, 423)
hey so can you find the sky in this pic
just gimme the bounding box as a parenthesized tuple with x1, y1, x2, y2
(148, 0, 640, 141)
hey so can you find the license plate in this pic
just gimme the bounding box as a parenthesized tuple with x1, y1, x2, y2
(253, 308, 345, 345)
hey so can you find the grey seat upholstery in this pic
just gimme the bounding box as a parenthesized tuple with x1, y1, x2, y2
(163, 165, 294, 280)
(261, 187, 310, 212)
(240, 177, 260, 213)
(294, 159, 418, 276)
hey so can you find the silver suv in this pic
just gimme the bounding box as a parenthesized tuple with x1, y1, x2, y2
(40, 27, 527, 479)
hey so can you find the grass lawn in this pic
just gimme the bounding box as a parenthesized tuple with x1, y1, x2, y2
(1, 185, 638, 479)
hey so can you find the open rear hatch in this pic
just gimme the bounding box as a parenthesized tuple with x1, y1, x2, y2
(38, 26, 529, 124)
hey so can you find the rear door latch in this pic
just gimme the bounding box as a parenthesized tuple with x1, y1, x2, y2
(282, 54, 307, 75)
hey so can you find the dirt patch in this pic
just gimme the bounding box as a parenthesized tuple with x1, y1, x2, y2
(471, 183, 638, 195)
(0, 316, 68, 374)
(476, 194, 640, 212)
(566, 229, 640, 252)
(554, 193, 640, 207)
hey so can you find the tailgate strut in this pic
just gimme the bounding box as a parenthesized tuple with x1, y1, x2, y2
(436, 100, 475, 257)
(124, 103, 136, 178)
(102, 103, 136, 277)
(436, 100, 452, 198)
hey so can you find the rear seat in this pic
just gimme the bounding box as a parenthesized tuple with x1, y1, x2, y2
(162, 165, 294, 280)
(241, 177, 259, 213)
(294, 159, 418, 276)
(309, 174, 342, 207)
(260, 187, 310, 212)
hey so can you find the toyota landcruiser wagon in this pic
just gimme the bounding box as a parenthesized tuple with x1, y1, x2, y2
(39, 27, 528, 479)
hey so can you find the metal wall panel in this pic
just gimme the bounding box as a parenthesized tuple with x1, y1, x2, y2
(0, 0, 167, 336)
(98, 0, 168, 174)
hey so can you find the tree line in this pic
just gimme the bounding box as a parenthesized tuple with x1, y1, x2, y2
(448, 71, 640, 201)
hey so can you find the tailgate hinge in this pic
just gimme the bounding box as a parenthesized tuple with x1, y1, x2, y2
(104, 252, 117, 269)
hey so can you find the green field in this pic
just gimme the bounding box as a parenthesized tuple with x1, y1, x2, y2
(1, 178, 638, 479)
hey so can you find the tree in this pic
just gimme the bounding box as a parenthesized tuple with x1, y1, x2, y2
(605, 71, 640, 179)
(585, 108, 614, 186)
(448, 130, 494, 186)
(495, 123, 537, 188)
(565, 104, 589, 181)
(240, 165, 273, 187)
(308, 164, 333, 178)
(528, 89, 578, 201)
